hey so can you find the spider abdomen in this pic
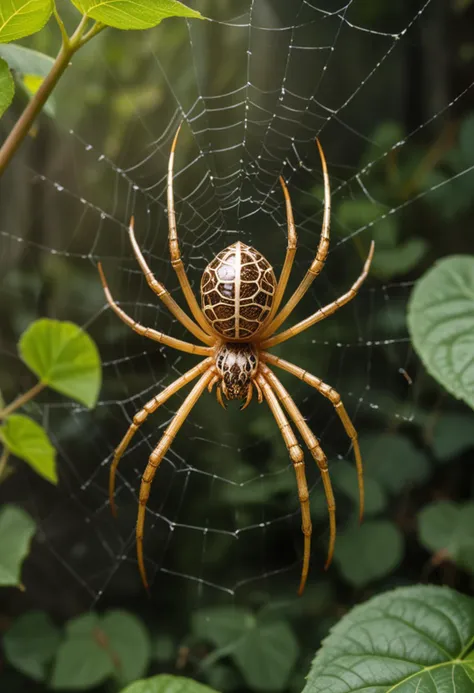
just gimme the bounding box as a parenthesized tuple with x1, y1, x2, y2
(201, 242, 276, 339)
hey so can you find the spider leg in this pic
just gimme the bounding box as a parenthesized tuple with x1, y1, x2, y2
(262, 352, 364, 522)
(167, 125, 214, 335)
(109, 357, 213, 517)
(98, 263, 211, 357)
(260, 363, 336, 570)
(260, 139, 331, 338)
(128, 217, 213, 345)
(256, 373, 311, 596)
(261, 241, 374, 349)
(265, 176, 297, 324)
(137, 367, 216, 591)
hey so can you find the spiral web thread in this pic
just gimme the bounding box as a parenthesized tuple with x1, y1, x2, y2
(2, 0, 474, 605)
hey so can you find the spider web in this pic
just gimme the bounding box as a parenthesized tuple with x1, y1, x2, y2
(2, 0, 473, 608)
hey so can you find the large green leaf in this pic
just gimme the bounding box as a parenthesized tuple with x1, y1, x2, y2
(407, 255, 474, 411)
(4, 611, 61, 681)
(0, 504, 36, 587)
(121, 676, 218, 693)
(0, 414, 57, 484)
(0, 57, 14, 116)
(19, 319, 102, 408)
(0, 0, 53, 42)
(304, 585, 474, 693)
(334, 520, 404, 587)
(418, 501, 474, 573)
(70, 0, 203, 30)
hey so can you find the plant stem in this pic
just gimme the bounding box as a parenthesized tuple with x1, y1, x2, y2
(0, 14, 105, 176)
(0, 448, 10, 480)
(0, 381, 46, 419)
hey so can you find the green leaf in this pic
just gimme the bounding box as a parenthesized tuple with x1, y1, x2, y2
(418, 501, 474, 573)
(51, 613, 114, 690)
(303, 585, 474, 693)
(372, 238, 428, 279)
(331, 461, 387, 516)
(0, 57, 14, 116)
(193, 607, 255, 648)
(431, 412, 474, 461)
(232, 621, 299, 692)
(0, 504, 36, 587)
(70, 0, 203, 30)
(407, 255, 474, 411)
(0, 0, 53, 42)
(153, 635, 175, 663)
(360, 432, 430, 493)
(19, 319, 102, 408)
(337, 199, 398, 245)
(0, 43, 53, 75)
(52, 611, 151, 690)
(101, 611, 151, 684)
(193, 607, 298, 692)
(4, 611, 61, 681)
(120, 675, 219, 693)
(334, 520, 404, 587)
(0, 414, 57, 484)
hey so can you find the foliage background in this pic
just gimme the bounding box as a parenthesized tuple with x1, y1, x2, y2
(1, 0, 474, 691)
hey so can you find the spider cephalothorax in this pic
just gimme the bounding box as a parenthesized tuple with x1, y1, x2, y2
(214, 342, 259, 407)
(98, 123, 374, 596)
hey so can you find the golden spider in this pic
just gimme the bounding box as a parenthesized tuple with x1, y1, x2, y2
(98, 125, 374, 595)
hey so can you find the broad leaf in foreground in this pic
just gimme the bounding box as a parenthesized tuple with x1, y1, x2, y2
(71, 0, 203, 30)
(19, 319, 101, 408)
(407, 255, 474, 411)
(0, 57, 14, 116)
(0, 0, 53, 43)
(303, 585, 474, 693)
(121, 675, 218, 693)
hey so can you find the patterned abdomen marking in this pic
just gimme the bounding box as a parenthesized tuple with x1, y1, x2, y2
(201, 242, 276, 339)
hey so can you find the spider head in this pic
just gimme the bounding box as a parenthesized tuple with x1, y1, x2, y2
(215, 343, 258, 402)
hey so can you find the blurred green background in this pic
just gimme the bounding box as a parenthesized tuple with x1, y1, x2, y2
(1, 0, 474, 691)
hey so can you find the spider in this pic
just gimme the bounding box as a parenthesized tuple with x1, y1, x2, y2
(98, 125, 374, 595)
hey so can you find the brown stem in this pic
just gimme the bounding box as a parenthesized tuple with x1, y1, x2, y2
(0, 14, 93, 176)
(0, 381, 46, 419)
(0, 448, 10, 480)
